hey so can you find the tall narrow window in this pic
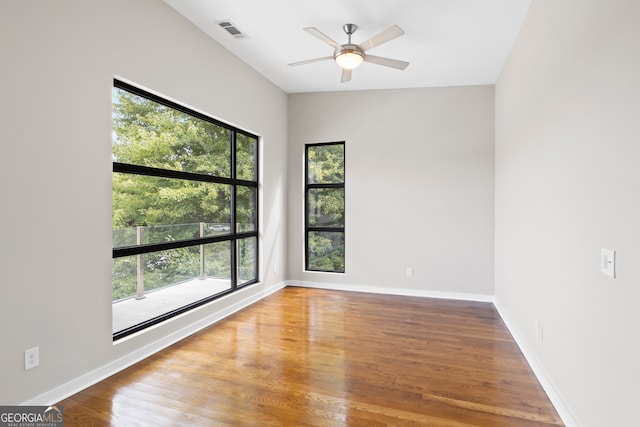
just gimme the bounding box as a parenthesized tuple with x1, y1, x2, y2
(112, 79, 258, 340)
(305, 142, 345, 272)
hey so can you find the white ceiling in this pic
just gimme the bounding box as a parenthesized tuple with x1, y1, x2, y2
(163, 0, 532, 94)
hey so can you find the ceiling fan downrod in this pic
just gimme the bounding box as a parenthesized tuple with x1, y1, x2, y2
(343, 23, 357, 43)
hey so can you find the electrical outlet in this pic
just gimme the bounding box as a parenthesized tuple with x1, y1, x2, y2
(406, 267, 413, 277)
(25, 347, 39, 370)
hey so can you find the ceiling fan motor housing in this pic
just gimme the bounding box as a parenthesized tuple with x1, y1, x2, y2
(334, 44, 365, 59)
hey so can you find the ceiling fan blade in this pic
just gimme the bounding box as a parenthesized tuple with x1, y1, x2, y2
(364, 54, 409, 70)
(358, 25, 404, 51)
(304, 27, 342, 49)
(340, 68, 352, 83)
(288, 56, 333, 67)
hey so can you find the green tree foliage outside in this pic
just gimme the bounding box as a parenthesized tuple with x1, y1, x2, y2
(308, 231, 345, 272)
(307, 144, 345, 272)
(307, 144, 344, 184)
(112, 88, 256, 300)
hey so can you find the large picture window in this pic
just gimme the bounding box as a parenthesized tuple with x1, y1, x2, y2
(112, 79, 258, 340)
(305, 142, 345, 272)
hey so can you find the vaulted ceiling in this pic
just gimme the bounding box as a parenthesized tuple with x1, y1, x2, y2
(164, 0, 532, 93)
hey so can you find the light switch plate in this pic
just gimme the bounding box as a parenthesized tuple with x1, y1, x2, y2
(25, 347, 39, 370)
(601, 248, 615, 278)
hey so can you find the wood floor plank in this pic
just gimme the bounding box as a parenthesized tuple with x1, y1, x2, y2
(59, 287, 563, 426)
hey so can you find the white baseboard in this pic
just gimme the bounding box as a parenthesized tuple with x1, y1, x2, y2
(292, 280, 576, 426)
(493, 299, 577, 427)
(287, 280, 494, 303)
(22, 281, 287, 406)
(23, 279, 576, 427)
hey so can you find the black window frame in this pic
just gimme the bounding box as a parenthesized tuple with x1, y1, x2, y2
(112, 79, 259, 340)
(304, 141, 345, 273)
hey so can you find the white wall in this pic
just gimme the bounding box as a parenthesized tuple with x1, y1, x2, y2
(0, 0, 287, 404)
(9, 1, 635, 420)
(288, 87, 495, 299)
(495, 0, 640, 425)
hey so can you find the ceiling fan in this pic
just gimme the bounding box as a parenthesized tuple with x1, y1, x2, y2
(288, 23, 410, 83)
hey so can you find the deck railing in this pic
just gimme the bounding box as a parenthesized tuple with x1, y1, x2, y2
(113, 222, 231, 301)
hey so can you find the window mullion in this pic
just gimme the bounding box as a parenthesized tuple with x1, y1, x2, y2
(230, 130, 238, 289)
(304, 142, 345, 273)
(111, 80, 259, 340)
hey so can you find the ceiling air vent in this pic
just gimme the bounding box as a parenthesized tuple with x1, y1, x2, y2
(217, 20, 247, 39)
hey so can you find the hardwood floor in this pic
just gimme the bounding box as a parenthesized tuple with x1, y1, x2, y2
(59, 287, 563, 426)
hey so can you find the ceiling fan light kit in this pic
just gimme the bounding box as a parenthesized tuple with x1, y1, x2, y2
(334, 47, 364, 69)
(289, 23, 409, 82)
